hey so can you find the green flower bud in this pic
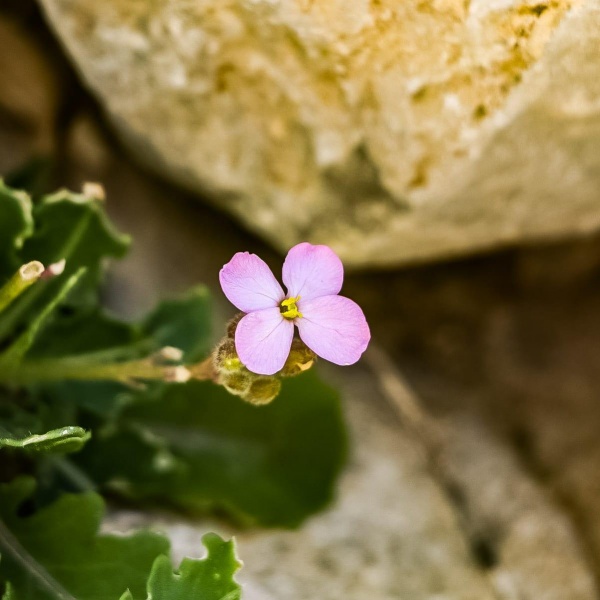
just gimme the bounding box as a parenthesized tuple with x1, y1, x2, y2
(221, 371, 252, 396)
(214, 338, 243, 373)
(280, 339, 316, 377)
(243, 376, 281, 406)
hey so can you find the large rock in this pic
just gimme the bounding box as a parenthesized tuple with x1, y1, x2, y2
(40, 0, 600, 267)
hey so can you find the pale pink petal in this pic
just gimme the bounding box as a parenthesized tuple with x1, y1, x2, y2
(235, 307, 294, 375)
(220, 252, 285, 312)
(296, 295, 370, 366)
(282, 242, 344, 301)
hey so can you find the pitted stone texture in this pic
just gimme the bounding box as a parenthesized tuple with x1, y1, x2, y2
(39, 0, 600, 267)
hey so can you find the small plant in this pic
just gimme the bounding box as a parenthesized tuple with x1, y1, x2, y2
(0, 180, 359, 598)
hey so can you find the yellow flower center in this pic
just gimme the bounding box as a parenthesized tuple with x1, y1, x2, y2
(280, 296, 302, 320)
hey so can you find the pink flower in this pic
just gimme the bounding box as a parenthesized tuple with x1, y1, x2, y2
(219, 243, 371, 375)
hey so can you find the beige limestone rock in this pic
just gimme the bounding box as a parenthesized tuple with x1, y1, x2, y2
(39, 0, 600, 267)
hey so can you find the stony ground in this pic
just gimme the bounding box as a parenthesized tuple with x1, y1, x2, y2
(2, 3, 600, 598)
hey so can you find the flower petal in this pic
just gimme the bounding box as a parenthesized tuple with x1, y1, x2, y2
(220, 252, 285, 312)
(235, 307, 294, 375)
(296, 295, 370, 366)
(282, 242, 344, 301)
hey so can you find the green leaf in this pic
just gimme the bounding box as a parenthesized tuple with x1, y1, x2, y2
(0, 391, 86, 460)
(28, 310, 137, 360)
(75, 371, 348, 527)
(0, 478, 170, 600)
(141, 286, 212, 362)
(0, 182, 33, 279)
(21, 190, 130, 307)
(126, 534, 242, 600)
(0, 188, 129, 345)
(0, 426, 89, 455)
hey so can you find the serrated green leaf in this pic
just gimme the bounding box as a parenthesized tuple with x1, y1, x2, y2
(135, 534, 242, 600)
(0, 478, 170, 600)
(0, 426, 90, 455)
(0, 189, 129, 344)
(0, 183, 33, 279)
(75, 371, 348, 527)
(20, 190, 130, 307)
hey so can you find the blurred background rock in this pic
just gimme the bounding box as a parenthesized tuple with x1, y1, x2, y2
(36, 0, 600, 267)
(2, 1, 600, 598)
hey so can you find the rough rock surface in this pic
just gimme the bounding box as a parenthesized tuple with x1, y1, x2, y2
(40, 0, 600, 267)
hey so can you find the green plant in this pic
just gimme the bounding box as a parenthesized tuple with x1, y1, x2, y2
(0, 181, 347, 598)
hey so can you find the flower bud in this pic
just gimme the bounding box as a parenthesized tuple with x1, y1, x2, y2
(243, 376, 281, 406)
(155, 346, 184, 363)
(280, 339, 316, 377)
(82, 182, 106, 201)
(226, 313, 244, 339)
(164, 365, 191, 383)
(214, 338, 243, 373)
(221, 371, 252, 396)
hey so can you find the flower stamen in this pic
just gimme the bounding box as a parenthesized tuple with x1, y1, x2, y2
(280, 296, 302, 320)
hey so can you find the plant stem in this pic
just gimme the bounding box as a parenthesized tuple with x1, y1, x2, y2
(189, 357, 216, 380)
(0, 270, 84, 374)
(0, 262, 44, 314)
(1, 356, 215, 386)
(5, 358, 187, 385)
(44, 456, 98, 493)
